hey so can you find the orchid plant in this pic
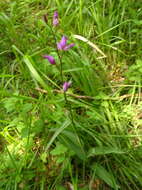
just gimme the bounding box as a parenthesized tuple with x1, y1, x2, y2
(42, 11, 75, 124)
(43, 11, 74, 93)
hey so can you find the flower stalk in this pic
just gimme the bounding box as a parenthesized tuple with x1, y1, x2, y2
(43, 11, 75, 125)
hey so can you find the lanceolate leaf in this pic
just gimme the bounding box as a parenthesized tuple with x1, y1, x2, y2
(88, 146, 125, 157)
(45, 120, 71, 152)
(60, 130, 86, 160)
(93, 164, 119, 189)
(23, 55, 50, 92)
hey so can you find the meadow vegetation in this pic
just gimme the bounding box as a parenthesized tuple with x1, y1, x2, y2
(0, 0, 142, 189)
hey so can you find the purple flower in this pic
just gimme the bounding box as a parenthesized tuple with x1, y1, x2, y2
(43, 55, 56, 65)
(63, 82, 71, 92)
(53, 11, 59, 26)
(57, 36, 75, 51)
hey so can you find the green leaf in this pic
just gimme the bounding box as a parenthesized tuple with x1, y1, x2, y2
(93, 164, 119, 189)
(22, 103, 33, 113)
(40, 152, 47, 163)
(32, 119, 44, 134)
(50, 143, 68, 156)
(55, 185, 66, 190)
(60, 131, 86, 160)
(3, 97, 18, 112)
(23, 55, 50, 92)
(44, 120, 71, 152)
(56, 156, 66, 164)
(88, 146, 125, 157)
(21, 127, 29, 138)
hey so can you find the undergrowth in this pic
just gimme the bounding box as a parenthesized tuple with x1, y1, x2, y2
(0, 0, 142, 189)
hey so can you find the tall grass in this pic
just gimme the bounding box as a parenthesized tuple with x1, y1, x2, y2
(0, 0, 142, 189)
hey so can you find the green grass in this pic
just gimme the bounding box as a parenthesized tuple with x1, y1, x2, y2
(0, 0, 142, 189)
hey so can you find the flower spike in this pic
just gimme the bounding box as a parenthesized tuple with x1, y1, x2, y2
(53, 11, 59, 26)
(63, 81, 71, 92)
(43, 55, 56, 65)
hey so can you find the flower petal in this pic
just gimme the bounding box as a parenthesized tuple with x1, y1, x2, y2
(63, 81, 71, 92)
(57, 42, 63, 50)
(43, 55, 56, 65)
(64, 43, 75, 50)
(54, 11, 58, 18)
(57, 36, 67, 50)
